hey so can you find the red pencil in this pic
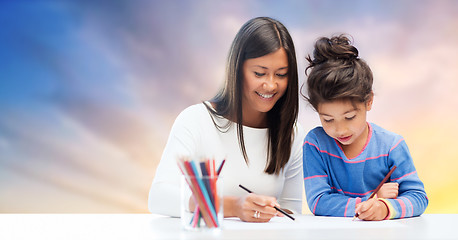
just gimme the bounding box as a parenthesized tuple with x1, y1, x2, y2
(183, 160, 217, 227)
(353, 166, 397, 220)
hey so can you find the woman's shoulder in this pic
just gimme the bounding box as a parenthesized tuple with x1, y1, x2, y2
(170, 103, 214, 131)
(292, 122, 306, 142)
(179, 102, 207, 115)
(175, 103, 209, 121)
(287, 122, 302, 148)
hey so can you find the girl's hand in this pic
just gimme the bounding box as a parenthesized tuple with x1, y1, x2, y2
(355, 198, 388, 221)
(234, 193, 279, 222)
(377, 182, 399, 199)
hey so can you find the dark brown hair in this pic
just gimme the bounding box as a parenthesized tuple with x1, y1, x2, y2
(205, 17, 299, 175)
(302, 34, 373, 110)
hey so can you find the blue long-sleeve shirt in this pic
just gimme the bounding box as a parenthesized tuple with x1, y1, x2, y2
(303, 123, 428, 219)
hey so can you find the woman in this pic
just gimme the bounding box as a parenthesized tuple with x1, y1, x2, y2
(148, 17, 303, 222)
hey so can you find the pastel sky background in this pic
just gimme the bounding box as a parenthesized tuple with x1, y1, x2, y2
(1, 0, 457, 213)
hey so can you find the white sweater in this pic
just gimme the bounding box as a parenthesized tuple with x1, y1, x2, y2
(148, 103, 304, 217)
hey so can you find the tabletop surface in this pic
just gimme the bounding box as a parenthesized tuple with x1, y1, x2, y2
(0, 213, 456, 240)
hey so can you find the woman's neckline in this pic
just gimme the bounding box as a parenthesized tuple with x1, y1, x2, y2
(203, 101, 268, 130)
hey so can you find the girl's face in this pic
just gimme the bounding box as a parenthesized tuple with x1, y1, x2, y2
(317, 98, 373, 147)
(241, 48, 288, 127)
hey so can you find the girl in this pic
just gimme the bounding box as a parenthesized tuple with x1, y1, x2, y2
(148, 17, 304, 222)
(302, 35, 428, 220)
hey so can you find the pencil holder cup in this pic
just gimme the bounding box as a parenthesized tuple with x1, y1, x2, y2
(181, 175, 223, 231)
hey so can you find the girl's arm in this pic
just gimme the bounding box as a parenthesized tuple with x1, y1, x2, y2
(377, 139, 428, 219)
(303, 137, 362, 217)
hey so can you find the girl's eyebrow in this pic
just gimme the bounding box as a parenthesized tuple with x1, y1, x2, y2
(319, 109, 356, 117)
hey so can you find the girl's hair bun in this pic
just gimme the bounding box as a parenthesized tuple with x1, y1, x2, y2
(311, 34, 358, 64)
(303, 33, 374, 110)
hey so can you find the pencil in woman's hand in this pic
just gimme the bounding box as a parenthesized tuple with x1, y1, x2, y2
(238, 184, 295, 221)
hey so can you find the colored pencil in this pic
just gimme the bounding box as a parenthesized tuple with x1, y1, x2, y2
(177, 158, 225, 228)
(189, 160, 219, 226)
(217, 159, 225, 175)
(353, 166, 397, 220)
(238, 184, 295, 221)
(183, 160, 217, 227)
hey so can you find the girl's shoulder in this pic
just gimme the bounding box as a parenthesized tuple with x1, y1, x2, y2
(369, 123, 403, 140)
(303, 126, 335, 147)
(305, 126, 328, 140)
(369, 123, 405, 147)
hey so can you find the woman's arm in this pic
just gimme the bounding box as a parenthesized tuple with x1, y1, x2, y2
(148, 107, 199, 217)
(277, 124, 305, 214)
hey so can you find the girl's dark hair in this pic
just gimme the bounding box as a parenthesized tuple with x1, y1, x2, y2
(302, 34, 373, 110)
(205, 17, 299, 175)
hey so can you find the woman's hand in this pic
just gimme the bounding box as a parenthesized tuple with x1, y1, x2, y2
(232, 193, 280, 222)
(355, 198, 388, 221)
(377, 182, 399, 199)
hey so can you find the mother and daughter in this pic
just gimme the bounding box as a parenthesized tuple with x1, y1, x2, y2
(148, 17, 428, 222)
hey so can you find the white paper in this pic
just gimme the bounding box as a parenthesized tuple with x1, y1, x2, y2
(223, 215, 407, 230)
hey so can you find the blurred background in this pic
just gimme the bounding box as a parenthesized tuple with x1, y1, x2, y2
(1, 0, 457, 213)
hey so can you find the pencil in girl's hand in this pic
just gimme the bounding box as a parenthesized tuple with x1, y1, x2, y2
(353, 166, 397, 220)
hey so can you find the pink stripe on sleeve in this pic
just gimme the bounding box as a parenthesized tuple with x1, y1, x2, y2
(331, 187, 374, 196)
(313, 196, 322, 215)
(391, 171, 416, 181)
(342, 154, 388, 164)
(304, 141, 343, 159)
(389, 139, 404, 152)
(344, 198, 351, 217)
(399, 197, 414, 217)
(304, 175, 328, 180)
(355, 197, 362, 205)
(395, 199, 407, 218)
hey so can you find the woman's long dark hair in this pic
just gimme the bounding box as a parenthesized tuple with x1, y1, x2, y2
(205, 17, 299, 175)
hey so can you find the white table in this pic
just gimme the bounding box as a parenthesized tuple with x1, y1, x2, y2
(0, 214, 455, 240)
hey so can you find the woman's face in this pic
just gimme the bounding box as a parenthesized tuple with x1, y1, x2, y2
(241, 48, 289, 127)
